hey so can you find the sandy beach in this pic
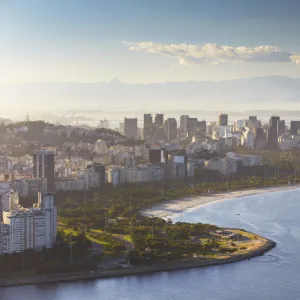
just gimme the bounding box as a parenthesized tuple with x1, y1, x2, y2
(142, 184, 300, 219)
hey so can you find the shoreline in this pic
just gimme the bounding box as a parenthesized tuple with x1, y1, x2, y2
(0, 232, 276, 289)
(142, 184, 300, 219)
(1, 184, 289, 288)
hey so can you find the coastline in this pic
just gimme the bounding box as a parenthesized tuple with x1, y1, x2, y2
(0, 232, 276, 289)
(142, 184, 300, 219)
(1, 184, 290, 289)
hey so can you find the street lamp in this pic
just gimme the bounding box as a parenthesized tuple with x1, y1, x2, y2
(237, 213, 240, 242)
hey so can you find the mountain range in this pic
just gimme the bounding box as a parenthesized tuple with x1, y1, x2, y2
(1, 76, 300, 119)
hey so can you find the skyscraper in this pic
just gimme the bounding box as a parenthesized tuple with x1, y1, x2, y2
(143, 114, 153, 142)
(249, 116, 257, 122)
(164, 118, 177, 141)
(2, 193, 57, 253)
(278, 120, 286, 136)
(155, 114, 164, 129)
(255, 128, 266, 150)
(188, 118, 198, 137)
(124, 118, 138, 139)
(33, 150, 55, 193)
(219, 114, 228, 126)
(267, 116, 280, 150)
(180, 115, 189, 138)
(290, 121, 300, 135)
(195, 120, 206, 138)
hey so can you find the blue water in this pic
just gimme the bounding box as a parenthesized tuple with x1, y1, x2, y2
(3, 188, 300, 300)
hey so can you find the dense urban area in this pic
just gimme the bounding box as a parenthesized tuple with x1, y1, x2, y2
(0, 112, 299, 279)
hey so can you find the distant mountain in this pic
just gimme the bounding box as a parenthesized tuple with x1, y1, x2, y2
(1, 76, 300, 115)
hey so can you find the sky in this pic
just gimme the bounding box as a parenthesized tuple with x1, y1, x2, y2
(1, 0, 300, 84)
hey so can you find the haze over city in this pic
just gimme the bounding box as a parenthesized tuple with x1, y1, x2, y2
(2, 1, 300, 299)
(1, 0, 300, 117)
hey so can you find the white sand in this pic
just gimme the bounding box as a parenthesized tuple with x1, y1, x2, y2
(142, 184, 300, 219)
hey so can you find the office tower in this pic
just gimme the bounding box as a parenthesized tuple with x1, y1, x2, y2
(33, 150, 55, 193)
(249, 116, 257, 122)
(278, 120, 286, 136)
(195, 120, 206, 138)
(267, 116, 280, 150)
(124, 118, 138, 139)
(188, 118, 198, 137)
(144, 114, 153, 142)
(180, 115, 189, 137)
(290, 121, 300, 135)
(149, 148, 168, 164)
(155, 114, 164, 129)
(164, 118, 177, 141)
(219, 114, 228, 126)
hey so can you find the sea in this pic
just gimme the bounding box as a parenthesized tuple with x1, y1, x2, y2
(2, 188, 300, 300)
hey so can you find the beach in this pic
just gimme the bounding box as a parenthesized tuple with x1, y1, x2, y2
(142, 184, 300, 219)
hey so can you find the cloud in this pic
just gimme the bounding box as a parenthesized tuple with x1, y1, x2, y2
(124, 41, 299, 66)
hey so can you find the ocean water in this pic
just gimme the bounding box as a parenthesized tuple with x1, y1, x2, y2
(2, 188, 300, 300)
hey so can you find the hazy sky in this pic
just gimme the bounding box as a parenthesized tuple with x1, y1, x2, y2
(1, 0, 300, 83)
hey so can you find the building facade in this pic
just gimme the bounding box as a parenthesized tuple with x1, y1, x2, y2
(33, 150, 55, 193)
(124, 118, 138, 140)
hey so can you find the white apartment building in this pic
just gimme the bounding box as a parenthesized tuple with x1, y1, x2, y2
(205, 158, 237, 175)
(106, 166, 125, 186)
(13, 178, 47, 198)
(79, 170, 99, 189)
(241, 128, 255, 149)
(278, 135, 300, 151)
(1, 193, 57, 253)
(0, 223, 9, 254)
(226, 152, 262, 167)
(241, 155, 262, 167)
(0, 189, 19, 213)
(55, 178, 84, 192)
(125, 165, 164, 183)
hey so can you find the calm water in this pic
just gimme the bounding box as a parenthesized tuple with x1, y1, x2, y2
(3, 188, 300, 300)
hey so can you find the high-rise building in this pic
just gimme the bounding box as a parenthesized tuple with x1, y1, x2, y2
(195, 120, 206, 138)
(164, 118, 177, 141)
(0, 190, 19, 214)
(33, 150, 55, 193)
(88, 163, 106, 186)
(249, 116, 257, 122)
(188, 118, 198, 137)
(290, 121, 300, 135)
(0, 223, 9, 254)
(143, 114, 153, 142)
(278, 120, 286, 136)
(1, 193, 57, 254)
(155, 114, 164, 129)
(124, 118, 138, 140)
(36, 193, 57, 249)
(180, 115, 189, 138)
(219, 114, 228, 126)
(267, 116, 280, 150)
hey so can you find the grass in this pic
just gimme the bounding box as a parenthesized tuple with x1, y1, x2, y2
(121, 235, 133, 243)
(86, 234, 109, 245)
